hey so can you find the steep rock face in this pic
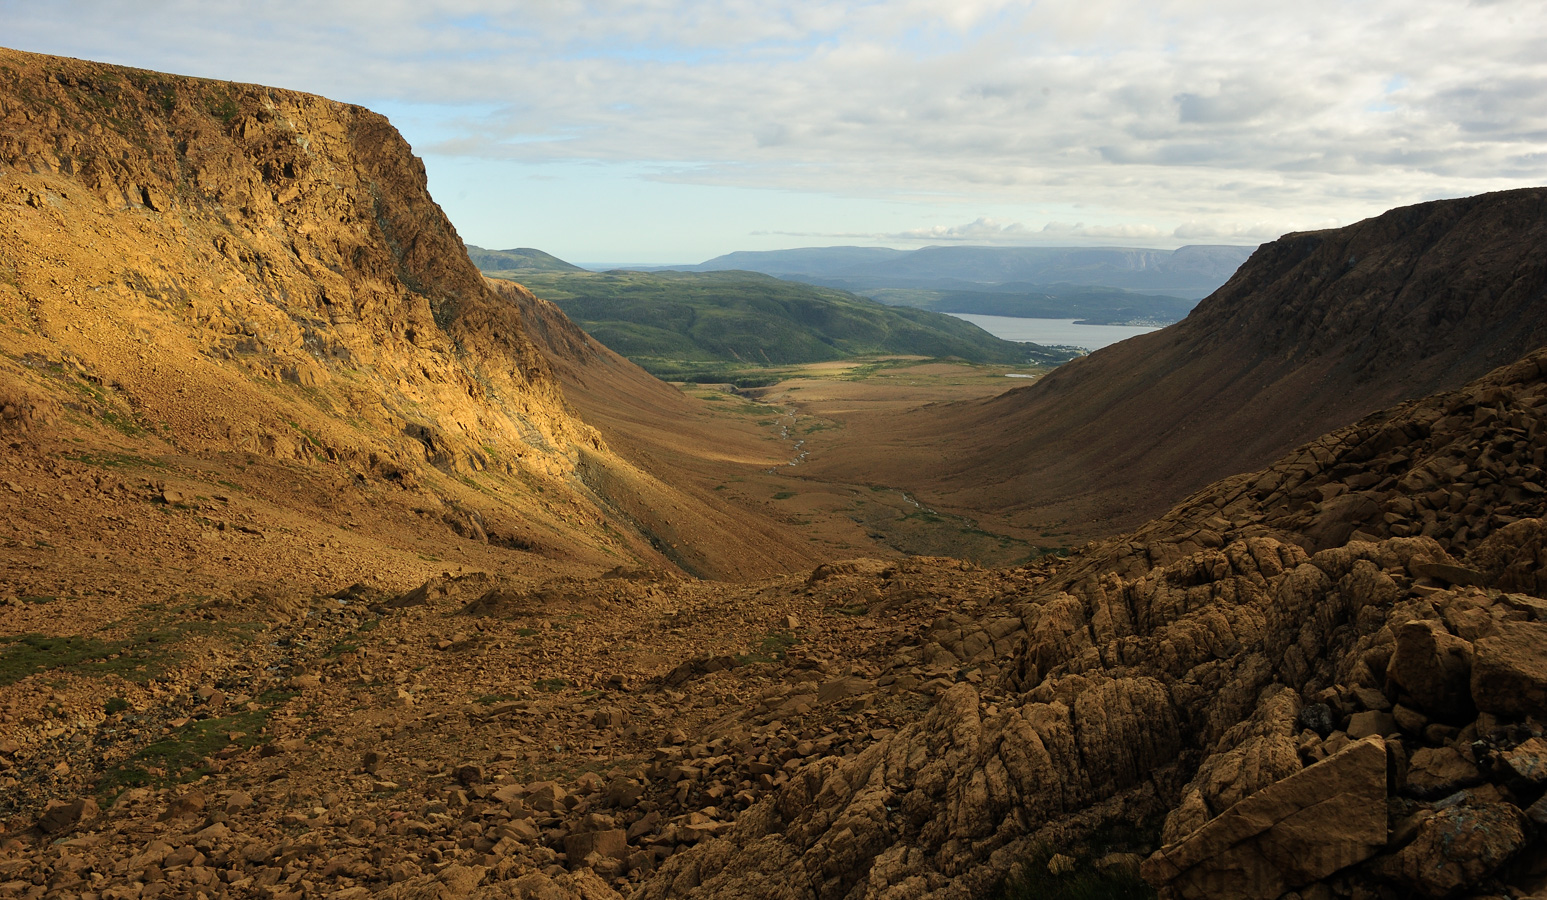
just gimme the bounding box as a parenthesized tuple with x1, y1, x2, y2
(0, 48, 790, 574)
(638, 347, 1547, 900)
(0, 47, 589, 482)
(802, 189, 1547, 539)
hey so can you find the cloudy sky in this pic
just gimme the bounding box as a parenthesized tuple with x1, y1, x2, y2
(5, 0, 1545, 263)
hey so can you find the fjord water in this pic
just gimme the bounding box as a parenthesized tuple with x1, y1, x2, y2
(946, 312, 1160, 351)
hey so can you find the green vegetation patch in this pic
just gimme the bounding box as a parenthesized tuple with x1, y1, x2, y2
(205, 88, 240, 125)
(534, 677, 568, 693)
(63, 451, 164, 469)
(992, 845, 1155, 900)
(469, 246, 587, 274)
(96, 705, 274, 801)
(96, 408, 144, 437)
(737, 631, 799, 665)
(0, 634, 148, 687)
(826, 605, 868, 617)
(0, 617, 259, 687)
(476, 268, 1076, 373)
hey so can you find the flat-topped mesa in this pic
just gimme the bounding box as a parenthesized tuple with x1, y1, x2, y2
(0, 46, 595, 481)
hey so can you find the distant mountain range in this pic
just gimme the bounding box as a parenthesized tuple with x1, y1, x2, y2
(679, 244, 1257, 299)
(590, 243, 1257, 324)
(475, 244, 1256, 324)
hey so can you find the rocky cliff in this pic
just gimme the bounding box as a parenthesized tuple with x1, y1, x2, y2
(802, 189, 1547, 541)
(0, 46, 790, 577)
(0, 46, 585, 472)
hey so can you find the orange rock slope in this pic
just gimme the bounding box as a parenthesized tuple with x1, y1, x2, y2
(0, 46, 822, 582)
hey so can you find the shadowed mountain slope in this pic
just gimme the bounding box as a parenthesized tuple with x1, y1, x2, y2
(801, 189, 1547, 539)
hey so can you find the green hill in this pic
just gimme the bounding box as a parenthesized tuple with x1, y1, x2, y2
(485, 268, 1076, 383)
(467, 246, 588, 274)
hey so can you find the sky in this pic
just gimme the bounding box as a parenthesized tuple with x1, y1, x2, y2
(4, 1, 1546, 265)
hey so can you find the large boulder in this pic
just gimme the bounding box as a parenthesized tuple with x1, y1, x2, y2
(1385, 620, 1474, 721)
(1470, 621, 1547, 718)
(1373, 798, 1528, 898)
(1403, 746, 1484, 799)
(1142, 735, 1388, 899)
(36, 797, 99, 834)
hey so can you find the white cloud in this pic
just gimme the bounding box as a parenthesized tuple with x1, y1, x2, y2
(4, 0, 1546, 255)
(1172, 221, 1326, 241)
(755, 218, 1176, 245)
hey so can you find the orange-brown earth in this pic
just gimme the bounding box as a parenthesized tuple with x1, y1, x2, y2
(2, 46, 1545, 900)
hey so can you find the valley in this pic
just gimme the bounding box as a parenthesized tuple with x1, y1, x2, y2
(1, 45, 1545, 900)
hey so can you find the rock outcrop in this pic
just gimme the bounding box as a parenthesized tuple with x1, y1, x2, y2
(1143, 735, 1389, 899)
(636, 346, 1547, 900)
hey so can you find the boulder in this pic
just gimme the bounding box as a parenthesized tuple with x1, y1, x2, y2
(37, 797, 99, 834)
(1501, 736, 1547, 784)
(564, 829, 628, 863)
(1403, 746, 1484, 799)
(1470, 621, 1547, 718)
(816, 677, 873, 705)
(1142, 736, 1388, 899)
(1385, 621, 1474, 721)
(1374, 799, 1527, 897)
(378, 864, 488, 900)
(1346, 710, 1397, 739)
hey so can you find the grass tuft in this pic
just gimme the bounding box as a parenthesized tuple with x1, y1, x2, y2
(992, 844, 1155, 900)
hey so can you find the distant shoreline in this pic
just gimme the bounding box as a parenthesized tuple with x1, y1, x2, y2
(944, 313, 1161, 352)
